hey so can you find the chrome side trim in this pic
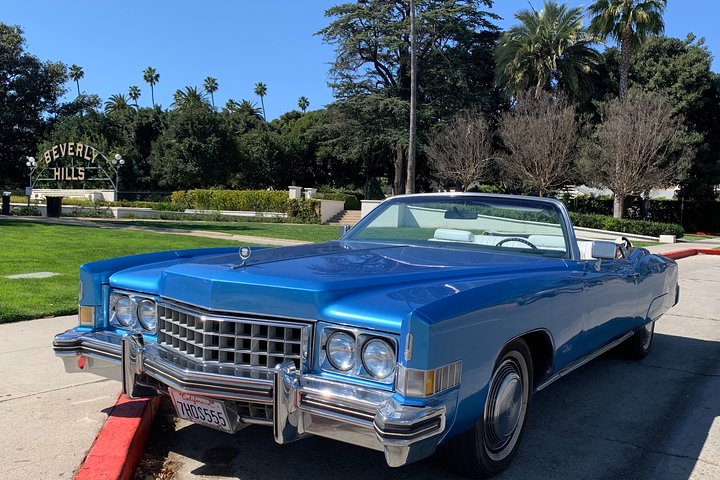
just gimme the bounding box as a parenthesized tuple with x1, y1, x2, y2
(536, 331, 634, 391)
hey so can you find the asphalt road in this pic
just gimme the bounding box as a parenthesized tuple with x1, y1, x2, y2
(142, 253, 720, 480)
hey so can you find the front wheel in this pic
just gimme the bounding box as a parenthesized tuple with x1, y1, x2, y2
(442, 340, 533, 478)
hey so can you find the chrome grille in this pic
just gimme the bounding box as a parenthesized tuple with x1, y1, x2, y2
(157, 303, 309, 379)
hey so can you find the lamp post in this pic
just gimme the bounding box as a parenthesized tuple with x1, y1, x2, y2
(25, 156, 37, 206)
(111, 153, 125, 201)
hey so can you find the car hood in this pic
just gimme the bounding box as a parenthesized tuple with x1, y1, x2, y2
(109, 241, 564, 332)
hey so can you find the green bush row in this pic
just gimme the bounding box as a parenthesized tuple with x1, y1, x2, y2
(172, 189, 289, 212)
(171, 189, 320, 222)
(570, 212, 684, 238)
(11, 206, 42, 216)
(317, 187, 363, 210)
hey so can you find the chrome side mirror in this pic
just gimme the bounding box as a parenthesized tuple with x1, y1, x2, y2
(591, 240, 617, 271)
(338, 224, 351, 238)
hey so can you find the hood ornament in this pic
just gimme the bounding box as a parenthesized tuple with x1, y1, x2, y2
(239, 246, 252, 266)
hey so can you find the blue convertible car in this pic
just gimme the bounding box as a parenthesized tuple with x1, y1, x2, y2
(54, 193, 679, 477)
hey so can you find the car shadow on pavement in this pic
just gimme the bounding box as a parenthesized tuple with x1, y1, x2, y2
(144, 332, 720, 480)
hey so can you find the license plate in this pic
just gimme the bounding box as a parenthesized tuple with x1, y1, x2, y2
(169, 388, 232, 433)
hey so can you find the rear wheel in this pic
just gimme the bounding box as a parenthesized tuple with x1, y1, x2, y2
(442, 340, 533, 478)
(622, 321, 655, 360)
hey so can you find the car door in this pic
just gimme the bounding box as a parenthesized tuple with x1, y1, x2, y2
(576, 255, 639, 358)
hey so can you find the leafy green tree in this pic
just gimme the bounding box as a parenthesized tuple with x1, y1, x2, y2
(203, 76, 219, 109)
(588, 0, 667, 102)
(172, 86, 209, 112)
(254, 82, 267, 120)
(298, 96, 310, 112)
(319, 0, 500, 191)
(128, 85, 141, 106)
(104, 94, 134, 114)
(68, 64, 84, 97)
(143, 66, 160, 107)
(495, 1, 601, 100)
(149, 109, 236, 189)
(0, 23, 66, 187)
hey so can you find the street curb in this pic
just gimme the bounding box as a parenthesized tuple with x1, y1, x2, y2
(662, 248, 720, 260)
(74, 394, 162, 480)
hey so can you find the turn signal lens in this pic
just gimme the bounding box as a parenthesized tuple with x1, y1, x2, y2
(78, 306, 95, 326)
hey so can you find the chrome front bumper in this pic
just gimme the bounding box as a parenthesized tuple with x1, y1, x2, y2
(53, 328, 448, 467)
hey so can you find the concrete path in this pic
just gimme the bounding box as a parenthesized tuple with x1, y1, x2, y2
(0, 315, 119, 480)
(149, 253, 720, 480)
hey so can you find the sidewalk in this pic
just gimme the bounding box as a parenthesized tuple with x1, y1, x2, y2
(644, 235, 720, 255)
(0, 315, 120, 480)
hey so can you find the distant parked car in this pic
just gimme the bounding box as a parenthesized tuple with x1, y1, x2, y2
(54, 193, 678, 477)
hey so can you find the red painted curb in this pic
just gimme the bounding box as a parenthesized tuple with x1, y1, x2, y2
(75, 394, 162, 480)
(662, 248, 720, 260)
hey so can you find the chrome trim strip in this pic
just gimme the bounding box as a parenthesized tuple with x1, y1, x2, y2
(536, 331, 634, 391)
(158, 297, 317, 325)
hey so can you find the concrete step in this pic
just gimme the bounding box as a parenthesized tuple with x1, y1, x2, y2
(325, 210, 362, 226)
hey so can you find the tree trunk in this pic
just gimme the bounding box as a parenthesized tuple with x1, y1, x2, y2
(394, 146, 406, 195)
(613, 194, 625, 218)
(619, 28, 632, 103)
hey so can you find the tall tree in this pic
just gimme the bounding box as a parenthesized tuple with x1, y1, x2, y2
(319, 0, 500, 191)
(499, 91, 579, 197)
(128, 85, 141, 107)
(495, 1, 601, 100)
(143, 66, 160, 107)
(579, 89, 690, 217)
(203, 76, 219, 109)
(104, 93, 134, 114)
(254, 82, 267, 120)
(588, 0, 667, 102)
(0, 23, 66, 187)
(68, 64, 84, 97)
(172, 86, 209, 112)
(297, 96, 310, 112)
(424, 108, 495, 191)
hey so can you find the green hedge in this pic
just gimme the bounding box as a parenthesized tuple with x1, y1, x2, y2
(570, 212, 684, 238)
(11, 206, 42, 216)
(172, 189, 289, 212)
(171, 189, 320, 223)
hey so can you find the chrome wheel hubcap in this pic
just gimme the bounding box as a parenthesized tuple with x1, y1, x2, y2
(484, 352, 528, 460)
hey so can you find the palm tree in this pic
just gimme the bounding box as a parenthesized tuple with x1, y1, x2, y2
(495, 1, 601, 99)
(143, 66, 160, 107)
(69, 64, 84, 97)
(104, 94, 134, 114)
(203, 77, 219, 109)
(239, 99, 264, 119)
(297, 96, 310, 112)
(172, 86, 209, 111)
(588, 0, 667, 102)
(128, 85, 141, 107)
(254, 82, 267, 120)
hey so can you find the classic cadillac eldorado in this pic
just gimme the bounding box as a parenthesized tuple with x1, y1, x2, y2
(53, 193, 679, 477)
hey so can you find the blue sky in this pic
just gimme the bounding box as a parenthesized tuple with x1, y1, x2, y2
(3, 1, 718, 120)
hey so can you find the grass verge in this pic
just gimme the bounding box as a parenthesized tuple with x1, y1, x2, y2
(0, 220, 269, 323)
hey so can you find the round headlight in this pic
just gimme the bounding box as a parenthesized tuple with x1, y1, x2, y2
(362, 338, 395, 379)
(115, 296, 135, 327)
(327, 332, 355, 371)
(137, 299, 157, 331)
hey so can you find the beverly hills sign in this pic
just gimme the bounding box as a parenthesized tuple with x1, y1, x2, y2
(30, 142, 120, 201)
(40, 142, 104, 182)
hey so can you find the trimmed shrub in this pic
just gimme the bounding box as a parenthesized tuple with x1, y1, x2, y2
(11, 206, 41, 216)
(64, 206, 114, 218)
(317, 187, 363, 210)
(286, 199, 321, 223)
(177, 189, 289, 212)
(570, 212, 684, 238)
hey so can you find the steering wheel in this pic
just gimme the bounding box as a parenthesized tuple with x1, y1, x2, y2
(495, 237, 538, 249)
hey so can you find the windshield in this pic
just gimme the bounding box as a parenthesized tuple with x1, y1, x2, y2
(346, 195, 570, 258)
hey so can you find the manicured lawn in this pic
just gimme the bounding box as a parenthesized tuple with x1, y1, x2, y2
(103, 220, 341, 243)
(683, 233, 718, 241)
(0, 220, 269, 323)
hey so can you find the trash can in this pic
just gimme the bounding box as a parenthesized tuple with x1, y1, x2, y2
(1, 192, 10, 215)
(46, 196, 63, 217)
